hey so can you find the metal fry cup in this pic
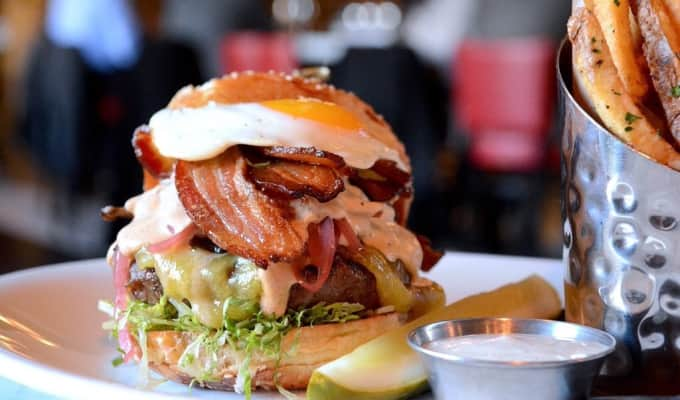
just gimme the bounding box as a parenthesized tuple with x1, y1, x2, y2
(559, 41, 680, 395)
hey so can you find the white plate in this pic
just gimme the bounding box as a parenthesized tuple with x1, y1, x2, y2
(0, 252, 563, 400)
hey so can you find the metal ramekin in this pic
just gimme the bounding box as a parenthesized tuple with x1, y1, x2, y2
(408, 318, 615, 400)
(559, 39, 680, 394)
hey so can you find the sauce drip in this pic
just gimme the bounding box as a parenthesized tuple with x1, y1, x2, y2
(116, 179, 192, 256)
(291, 183, 422, 274)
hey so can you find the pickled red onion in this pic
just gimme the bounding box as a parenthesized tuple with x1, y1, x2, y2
(113, 250, 140, 361)
(119, 328, 139, 362)
(147, 224, 196, 253)
(334, 217, 362, 252)
(300, 217, 336, 292)
(113, 250, 131, 311)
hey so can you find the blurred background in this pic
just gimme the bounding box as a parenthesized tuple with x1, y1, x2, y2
(0, 0, 570, 274)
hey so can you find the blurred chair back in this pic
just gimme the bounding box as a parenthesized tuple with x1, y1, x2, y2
(220, 32, 297, 73)
(453, 38, 556, 172)
(330, 46, 447, 233)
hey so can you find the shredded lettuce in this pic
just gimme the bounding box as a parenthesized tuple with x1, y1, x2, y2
(102, 295, 364, 398)
(111, 356, 124, 367)
(277, 384, 302, 400)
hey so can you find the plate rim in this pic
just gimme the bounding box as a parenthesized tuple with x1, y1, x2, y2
(0, 346, 189, 400)
(0, 254, 563, 399)
(0, 259, 193, 400)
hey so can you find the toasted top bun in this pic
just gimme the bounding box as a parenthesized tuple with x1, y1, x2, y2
(165, 71, 410, 170)
(147, 312, 402, 391)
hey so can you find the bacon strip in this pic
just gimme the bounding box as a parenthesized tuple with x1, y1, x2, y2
(349, 176, 403, 202)
(261, 146, 345, 168)
(100, 205, 132, 222)
(142, 170, 160, 191)
(175, 147, 304, 266)
(248, 160, 344, 202)
(350, 159, 412, 202)
(132, 125, 174, 178)
(393, 189, 412, 226)
(417, 234, 443, 272)
(370, 159, 410, 185)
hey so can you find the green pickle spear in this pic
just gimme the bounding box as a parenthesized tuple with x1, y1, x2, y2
(306, 275, 561, 400)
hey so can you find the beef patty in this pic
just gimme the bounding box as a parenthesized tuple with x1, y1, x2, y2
(287, 255, 380, 310)
(127, 255, 381, 310)
(127, 263, 164, 305)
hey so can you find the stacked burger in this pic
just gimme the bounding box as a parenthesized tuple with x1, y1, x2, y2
(102, 72, 444, 394)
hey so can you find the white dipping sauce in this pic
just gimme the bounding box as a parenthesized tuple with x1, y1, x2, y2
(425, 334, 609, 362)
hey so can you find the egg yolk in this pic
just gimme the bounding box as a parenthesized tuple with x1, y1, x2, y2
(260, 98, 363, 132)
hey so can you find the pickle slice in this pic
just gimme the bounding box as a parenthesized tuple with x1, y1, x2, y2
(306, 275, 561, 400)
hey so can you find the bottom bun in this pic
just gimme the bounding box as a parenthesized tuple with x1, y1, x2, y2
(146, 312, 402, 391)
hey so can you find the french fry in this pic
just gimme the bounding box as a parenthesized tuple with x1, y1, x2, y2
(634, 0, 680, 143)
(646, 0, 680, 52)
(629, 7, 648, 75)
(629, 7, 644, 49)
(568, 7, 680, 169)
(591, 0, 649, 99)
(662, 0, 680, 33)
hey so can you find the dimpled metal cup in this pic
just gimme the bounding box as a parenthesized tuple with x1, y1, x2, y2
(408, 318, 615, 400)
(559, 41, 680, 395)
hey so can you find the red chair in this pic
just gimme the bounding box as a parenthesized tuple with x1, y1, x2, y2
(453, 38, 556, 172)
(220, 32, 297, 74)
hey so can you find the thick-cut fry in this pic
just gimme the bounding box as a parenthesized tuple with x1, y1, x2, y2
(591, 0, 649, 98)
(630, 7, 645, 50)
(628, 6, 651, 86)
(638, 0, 680, 53)
(634, 0, 680, 143)
(569, 7, 680, 169)
(662, 0, 680, 33)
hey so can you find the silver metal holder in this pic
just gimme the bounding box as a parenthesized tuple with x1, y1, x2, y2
(559, 40, 680, 394)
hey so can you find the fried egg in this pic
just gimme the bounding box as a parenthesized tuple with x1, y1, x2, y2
(149, 98, 408, 171)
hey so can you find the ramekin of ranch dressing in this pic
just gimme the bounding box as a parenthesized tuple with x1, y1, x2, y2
(424, 333, 611, 363)
(408, 318, 616, 400)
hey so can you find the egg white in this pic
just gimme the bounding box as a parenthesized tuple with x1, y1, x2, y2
(149, 101, 408, 171)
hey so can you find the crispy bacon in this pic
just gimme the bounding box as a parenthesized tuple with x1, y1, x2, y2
(143, 169, 160, 191)
(349, 176, 403, 202)
(175, 147, 304, 266)
(132, 125, 174, 178)
(248, 160, 344, 202)
(100, 205, 132, 222)
(349, 159, 412, 202)
(261, 146, 345, 169)
(393, 189, 412, 226)
(417, 234, 443, 272)
(370, 160, 410, 186)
